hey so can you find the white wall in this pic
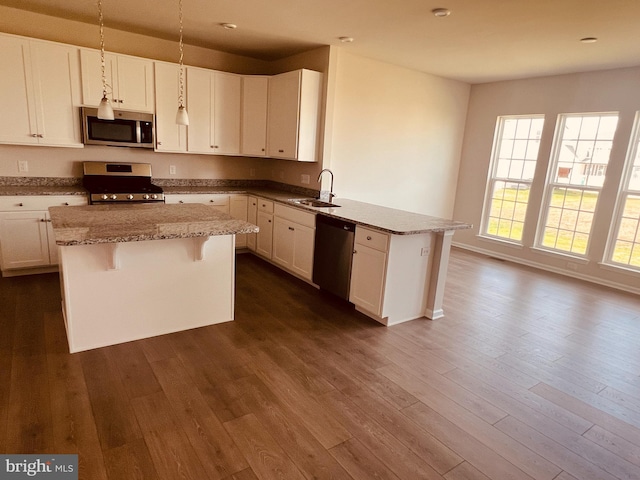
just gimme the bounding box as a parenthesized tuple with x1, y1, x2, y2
(328, 50, 470, 218)
(453, 66, 640, 294)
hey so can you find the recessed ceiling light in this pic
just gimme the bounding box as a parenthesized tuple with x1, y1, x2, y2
(432, 8, 451, 17)
(580, 37, 598, 43)
(339, 36, 354, 43)
(220, 23, 237, 30)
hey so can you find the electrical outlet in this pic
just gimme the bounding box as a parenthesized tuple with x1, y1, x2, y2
(421, 247, 430, 256)
(301, 174, 310, 184)
(169, 165, 177, 175)
(18, 160, 28, 173)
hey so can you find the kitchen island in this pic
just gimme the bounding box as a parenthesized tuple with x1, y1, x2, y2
(48, 203, 258, 353)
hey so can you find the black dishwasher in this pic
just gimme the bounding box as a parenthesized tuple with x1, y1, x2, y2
(312, 215, 356, 300)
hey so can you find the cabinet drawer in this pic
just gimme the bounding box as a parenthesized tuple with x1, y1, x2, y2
(0, 195, 88, 211)
(274, 203, 315, 228)
(257, 198, 274, 213)
(355, 226, 389, 252)
(166, 194, 230, 206)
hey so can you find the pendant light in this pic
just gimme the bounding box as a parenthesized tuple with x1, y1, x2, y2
(175, 0, 189, 125)
(96, 0, 114, 120)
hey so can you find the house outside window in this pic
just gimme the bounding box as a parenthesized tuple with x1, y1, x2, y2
(607, 112, 640, 270)
(537, 113, 619, 256)
(480, 115, 544, 242)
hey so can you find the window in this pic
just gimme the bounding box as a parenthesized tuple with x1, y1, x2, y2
(481, 115, 544, 242)
(608, 112, 640, 269)
(538, 113, 619, 255)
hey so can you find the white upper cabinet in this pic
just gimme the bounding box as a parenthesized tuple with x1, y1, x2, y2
(187, 67, 241, 155)
(267, 69, 323, 162)
(80, 49, 154, 112)
(0, 34, 82, 147)
(154, 62, 187, 152)
(241, 75, 268, 156)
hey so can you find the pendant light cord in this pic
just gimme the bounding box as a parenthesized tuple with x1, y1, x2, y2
(178, 0, 185, 109)
(98, 0, 107, 98)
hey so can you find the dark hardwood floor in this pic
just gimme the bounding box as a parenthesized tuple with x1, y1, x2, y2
(1, 248, 639, 479)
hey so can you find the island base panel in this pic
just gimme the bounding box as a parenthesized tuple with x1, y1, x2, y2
(58, 236, 235, 353)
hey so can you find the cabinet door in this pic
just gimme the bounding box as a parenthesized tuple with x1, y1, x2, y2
(267, 70, 300, 159)
(0, 35, 37, 144)
(186, 67, 213, 153)
(291, 223, 314, 280)
(116, 55, 154, 112)
(0, 35, 81, 147)
(241, 76, 268, 156)
(272, 217, 294, 268)
(256, 211, 273, 259)
(80, 49, 117, 107)
(0, 211, 50, 269)
(80, 50, 154, 112)
(350, 243, 387, 316)
(229, 195, 248, 248)
(247, 196, 258, 251)
(154, 62, 187, 152)
(30, 41, 82, 146)
(213, 71, 241, 155)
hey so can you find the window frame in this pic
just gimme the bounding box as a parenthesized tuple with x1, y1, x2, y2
(479, 114, 545, 244)
(535, 112, 620, 258)
(605, 111, 640, 271)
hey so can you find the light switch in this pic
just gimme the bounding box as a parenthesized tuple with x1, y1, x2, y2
(18, 160, 28, 172)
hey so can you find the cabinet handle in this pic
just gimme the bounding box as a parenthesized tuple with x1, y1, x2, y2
(209, 199, 216, 203)
(47, 218, 52, 222)
(211, 145, 219, 149)
(31, 134, 38, 138)
(157, 141, 162, 145)
(278, 149, 284, 153)
(118, 99, 124, 103)
(38, 134, 44, 138)
(179, 200, 185, 204)
(367, 236, 372, 240)
(64, 202, 69, 206)
(18, 202, 24, 207)
(268, 219, 271, 223)
(40, 218, 46, 222)
(288, 226, 294, 231)
(353, 250, 357, 254)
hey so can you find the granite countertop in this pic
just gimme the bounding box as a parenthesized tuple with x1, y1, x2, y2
(48, 203, 259, 246)
(5, 176, 470, 237)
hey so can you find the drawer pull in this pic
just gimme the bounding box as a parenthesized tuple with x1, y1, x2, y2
(64, 202, 69, 206)
(18, 202, 24, 207)
(179, 200, 185, 204)
(288, 226, 295, 231)
(367, 236, 372, 240)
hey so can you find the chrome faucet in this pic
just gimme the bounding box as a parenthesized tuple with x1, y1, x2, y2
(317, 168, 335, 202)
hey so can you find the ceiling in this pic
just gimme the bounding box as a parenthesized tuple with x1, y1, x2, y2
(3, 0, 640, 83)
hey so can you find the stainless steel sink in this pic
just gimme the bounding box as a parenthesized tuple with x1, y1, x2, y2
(288, 198, 340, 208)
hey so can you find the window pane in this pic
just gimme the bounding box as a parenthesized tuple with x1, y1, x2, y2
(610, 194, 640, 268)
(538, 113, 617, 256)
(481, 116, 544, 243)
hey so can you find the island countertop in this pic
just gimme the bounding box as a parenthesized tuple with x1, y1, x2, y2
(49, 203, 259, 246)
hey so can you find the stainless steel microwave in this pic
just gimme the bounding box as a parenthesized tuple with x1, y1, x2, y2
(81, 107, 154, 148)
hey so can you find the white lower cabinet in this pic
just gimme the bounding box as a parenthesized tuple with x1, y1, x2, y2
(272, 204, 315, 281)
(247, 196, 258, 251)
(164, 193, 254, 249)
(350, 226, 434, 325)
(229, 195, 248, 248)
(164, 193, 230, 213)
(255, 198, 274, 259)
(0, 196, 88, 274)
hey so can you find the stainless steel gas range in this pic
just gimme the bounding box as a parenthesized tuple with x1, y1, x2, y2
(82, 162, 164, 204)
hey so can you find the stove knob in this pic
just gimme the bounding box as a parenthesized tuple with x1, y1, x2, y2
(101, 194, 109, 200)
(142, 194, 150, 200)
(127, 194, 134, 200)
(110, 194, 117, 200)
